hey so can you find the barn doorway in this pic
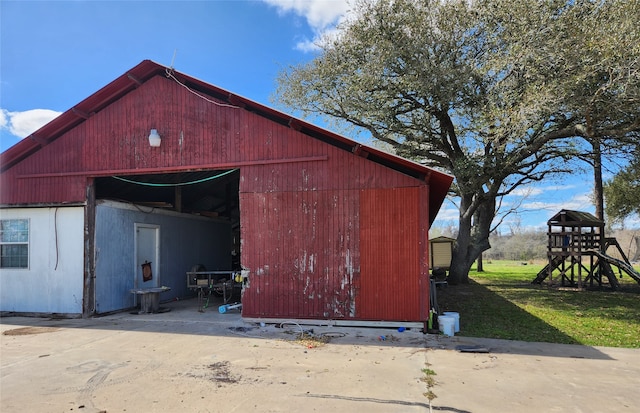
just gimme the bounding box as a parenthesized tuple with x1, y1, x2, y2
(95, 168, 241, 258)
(93, 169, 241, 310)
(96, 168, 239, 218)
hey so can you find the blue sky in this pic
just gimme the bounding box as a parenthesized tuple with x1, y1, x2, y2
(1, 0, 633, 230)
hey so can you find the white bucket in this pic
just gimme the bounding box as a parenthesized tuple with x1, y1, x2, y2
(438, 315, 455, 337)
(443, 311, 460, 332)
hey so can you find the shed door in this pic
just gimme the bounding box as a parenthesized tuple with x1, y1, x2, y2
(359, 187, 421, 321)
(432, 242, 453, 268)
(135, 224, 159, 289)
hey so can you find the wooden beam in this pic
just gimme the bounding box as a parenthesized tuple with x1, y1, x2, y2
(28, 133, 48, 146)
(127, 73, 143, 86)
(228, 94, 246, 108)
(175, 186, 182, 213)
(352, 144, 369, 158)
(288, 119, 303, 131)
(17, 155, 329, 179)
(72, 107, 90, 119)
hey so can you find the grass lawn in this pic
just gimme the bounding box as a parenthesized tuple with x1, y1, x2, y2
(435, 260, 640, 348)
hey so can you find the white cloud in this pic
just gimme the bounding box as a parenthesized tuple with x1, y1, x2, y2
(509, 187, 543, 197)
(0, 109, 8, 130)
(0, 108, 62, 138)
(520, 191, 594, 223)
(262, 0, 352, 51)
(264, 0, 350, 29)
(433, 205, 459, 222)
(543, 184, 579, 191)
(295, 38, 322, 53)
(509, 183, 581, 198)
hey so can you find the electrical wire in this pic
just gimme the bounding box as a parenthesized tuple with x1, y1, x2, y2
(111, 168, 238, 187)
(165, 68, 240, 109)
(54, 207, 59, 270)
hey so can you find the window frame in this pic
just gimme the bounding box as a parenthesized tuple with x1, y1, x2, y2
(0, 218, 30, 269)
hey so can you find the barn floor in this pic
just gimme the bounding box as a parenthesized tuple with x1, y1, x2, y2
(1, 297, 638, 413)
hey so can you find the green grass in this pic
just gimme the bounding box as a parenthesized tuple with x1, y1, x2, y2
(436, 260, 640, 348)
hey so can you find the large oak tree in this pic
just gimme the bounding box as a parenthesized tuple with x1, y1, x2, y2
(275, 0, 640, 283)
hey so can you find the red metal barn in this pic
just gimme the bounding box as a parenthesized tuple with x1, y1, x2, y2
(0, 60, 452, 324)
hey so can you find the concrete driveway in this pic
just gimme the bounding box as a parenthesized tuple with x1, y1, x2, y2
(1, 298, 638, 413)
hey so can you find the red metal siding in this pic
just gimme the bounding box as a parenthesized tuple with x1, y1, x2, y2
(240, 189, 360, 319)
(238, 125, 429, 320)
(1, 75, 249, 205)
(1, 75, 419, 203)
(359, 187, 422, 321)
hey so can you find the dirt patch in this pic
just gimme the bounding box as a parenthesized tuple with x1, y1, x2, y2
(207, 361, 238, 384)
(183, 361, 240, 387)
(3, 327, 60, 336)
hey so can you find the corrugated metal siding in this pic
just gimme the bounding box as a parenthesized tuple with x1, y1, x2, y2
(359, 187, 421, 321)
(240, 154, 430, 321)
(1, 76, 247, 204)
(240, 189, 360, 319)
(239, 126, 429, 321)
(0, 173, 87, 205)
(1, 75, 419, 204)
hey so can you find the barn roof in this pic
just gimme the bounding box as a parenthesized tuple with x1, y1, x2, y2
(0, 60, 452, 223)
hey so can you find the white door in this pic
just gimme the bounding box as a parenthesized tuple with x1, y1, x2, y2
(134, 224, 160, 289)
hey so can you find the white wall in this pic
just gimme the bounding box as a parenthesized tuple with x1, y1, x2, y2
(0, 207, 85, 314)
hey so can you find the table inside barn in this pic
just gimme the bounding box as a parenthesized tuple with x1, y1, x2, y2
(129, 286, 171, 314)
(186, 271, 239, 312)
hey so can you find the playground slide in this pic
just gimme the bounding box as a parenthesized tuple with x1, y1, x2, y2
(598, 259, 620, 290)
(591, 251, 640, 284)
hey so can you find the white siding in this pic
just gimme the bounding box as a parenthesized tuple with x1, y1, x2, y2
(0, 207, 84, 314)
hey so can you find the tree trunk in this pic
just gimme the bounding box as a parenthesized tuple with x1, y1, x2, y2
(477, 253, 484, 272)
(592, 139, 604, 222)
(448, 194, 495, 284)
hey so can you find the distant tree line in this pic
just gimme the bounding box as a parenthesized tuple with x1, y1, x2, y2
(483, 231, 548, 261)
(440, 228, 640, 263)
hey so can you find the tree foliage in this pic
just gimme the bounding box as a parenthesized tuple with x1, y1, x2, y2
(604, 152, 640, 226)
(274, 0, 640, 283)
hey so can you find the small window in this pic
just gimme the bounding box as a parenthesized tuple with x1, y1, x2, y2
(1, 219, 29, 268)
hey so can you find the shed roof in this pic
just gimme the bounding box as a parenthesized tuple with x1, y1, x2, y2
(548, 210, 604, 227)
(429, 236, 456, 243)
(0, 60, 452, 223)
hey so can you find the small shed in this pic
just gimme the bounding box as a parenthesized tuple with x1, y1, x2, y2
(0, 60, 452, 325)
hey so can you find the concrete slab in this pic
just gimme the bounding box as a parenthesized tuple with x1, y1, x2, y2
(1, 297, 638, 413)
(424, 335, 640, 412)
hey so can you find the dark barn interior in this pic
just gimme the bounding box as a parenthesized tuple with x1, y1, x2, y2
(95, 169, 241, 269)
